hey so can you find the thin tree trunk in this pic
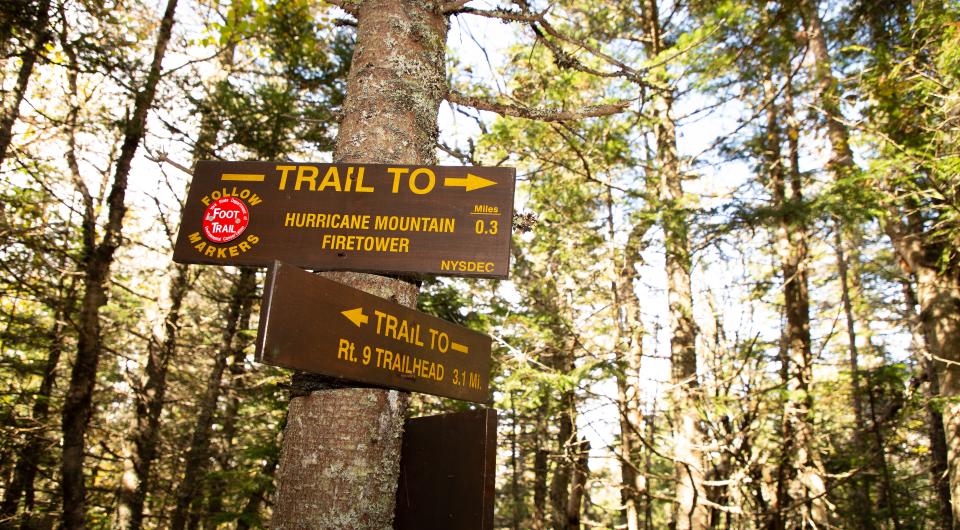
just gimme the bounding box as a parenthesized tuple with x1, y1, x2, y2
(116, 264, 192, 530)
(550, 384, 577, 530)
(0, 0, 51, 165)
(169, 268, 256, 530)
(639, 1, 707, 527)
(886, 214, 960, 526)
(0, 195, 77, 518)
(114, 25, 236, 523)
(927, 358, 954, 530)
(533, 403, 549, 530)
(0, 310, 66, 516)
(798, 0, 855, 177)
(566, 437, 590, 529)
(643, 408, 655, 530)
(902, 280, 953, 530)
(835, 229, 882, 530)
(268, 0, 447, 526)
(59, 0, 179, 526)
(203, 346, 246, 526)
(608, 188, 649, 530)
(902, 279, 953, 529)
(763, 75, 830, 529)
(510, 391, 522, 530)
(837, 225, 901, 529)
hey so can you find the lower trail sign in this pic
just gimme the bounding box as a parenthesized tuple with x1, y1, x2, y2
(255, 261, 492, 403)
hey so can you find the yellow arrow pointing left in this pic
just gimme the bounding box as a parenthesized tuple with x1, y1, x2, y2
(443, 173, 496, 192)
(341, 307, 369, 327)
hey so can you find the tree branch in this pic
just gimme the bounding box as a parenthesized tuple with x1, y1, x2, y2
(439, 0, 470, 14)
(447, 90, 631, 122)
(460, 7, 644, 83)
(323, 0, 358, 16)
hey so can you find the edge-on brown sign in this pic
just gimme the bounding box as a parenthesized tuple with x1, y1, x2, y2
(172, 160, 515, 279)
(394, 409, 497, 530)
(255, 261, 492, 403)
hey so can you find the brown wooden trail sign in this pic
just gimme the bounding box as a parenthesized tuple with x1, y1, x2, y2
(255, 261, 492, 403)
(394, 408, 497, 530)
(173, 160, 516, 279)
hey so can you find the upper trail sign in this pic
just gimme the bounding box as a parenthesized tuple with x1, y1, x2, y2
(173, 161, 516, 279)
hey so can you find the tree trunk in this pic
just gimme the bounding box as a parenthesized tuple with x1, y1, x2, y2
(118, 23, 240, 524)
(59, 0, 179, 526)
(798, 0, 855, 177)
(835, 222, 879, 530)
(566, 437, 590, 529)
(763, 76, 830, 529)
(509, 391, 522, 530)
(268, 0, 447, 526)
(533, 404, 549, 530)
(609, 189, 650, 530)
(920, 271, 960, 527)
(902, 279, 954, 529)
(270, 272, 420, 529)
(203, 345, 246, 526)
(886, 214, 960, 526)
(550, 385, 576, 530)
(837, 225, 902, 529)
(0, 310, 66, 517)
(169, 267, 256, 530)
(0, 0, 51, 165)
(643, 408, 655, 530)
(116, 264, 192, 530)
(796, 2, 953, 527)
(639, 1, 707, 527)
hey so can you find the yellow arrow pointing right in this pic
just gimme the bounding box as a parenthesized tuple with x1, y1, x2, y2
(443, 173, 496, 191)
(341, 307, 369, 327)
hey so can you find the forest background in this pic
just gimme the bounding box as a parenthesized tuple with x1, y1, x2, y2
(1, 0, 959, 528)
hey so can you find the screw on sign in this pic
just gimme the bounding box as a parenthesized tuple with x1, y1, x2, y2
(202, 196, 249, 244)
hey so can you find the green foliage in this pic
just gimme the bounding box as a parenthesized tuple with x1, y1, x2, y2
(1, 0, 958, 527)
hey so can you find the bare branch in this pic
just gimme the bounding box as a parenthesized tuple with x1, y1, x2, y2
(456, 6, 538, 24)
(439, 0, 470, 14)
(323, 0, 358, 16)
(447, 90, 631, 122)
(146, 152, 194, 176)
(460, 7, 643, 83)
(531, 20, 641, 80)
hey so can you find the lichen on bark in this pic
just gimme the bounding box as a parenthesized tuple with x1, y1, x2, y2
(270, 1, 449, 527)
